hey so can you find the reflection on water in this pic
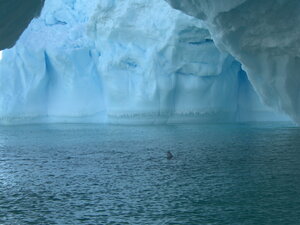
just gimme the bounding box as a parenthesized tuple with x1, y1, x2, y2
(0, 122, 300, 224)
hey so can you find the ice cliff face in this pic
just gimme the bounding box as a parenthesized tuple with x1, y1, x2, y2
(0, 0, 105, 123)
(88, 0, 240, 123)
(0, 0, 45, 50)
(166, 0, 300, 123)
(0, 0, 287, 124)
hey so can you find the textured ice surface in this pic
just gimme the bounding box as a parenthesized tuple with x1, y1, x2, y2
(0, 0, 288, 124)
(0, 0, 45, 50)
(0, 0, 105, 124)
(166, 0, 299, 123)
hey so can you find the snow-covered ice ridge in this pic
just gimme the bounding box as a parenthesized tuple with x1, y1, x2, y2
(166, 0, 300, 124)
(0, 0, 288, 124)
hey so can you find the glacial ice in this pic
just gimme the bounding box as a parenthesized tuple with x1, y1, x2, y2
(0, 0, 288, 124)
(0, 0, 105, 124)
(166, 0, 300, 123)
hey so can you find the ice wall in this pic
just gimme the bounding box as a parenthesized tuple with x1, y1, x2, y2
(166, 0, 299, 123)
(88, 0, 240, 123)
(0, 0, 105, 124)
(0, 0, 287, 124)
(0, 0, 45, 50)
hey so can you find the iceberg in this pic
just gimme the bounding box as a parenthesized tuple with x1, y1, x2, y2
(0, 0, 105, 124)
(166, 0, 299, 123)
(0, 0, 288, 124)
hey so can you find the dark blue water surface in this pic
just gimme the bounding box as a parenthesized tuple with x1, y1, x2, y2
(0, 122, 300, 224)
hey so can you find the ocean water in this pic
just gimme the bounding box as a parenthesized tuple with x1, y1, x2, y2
(0, 122, 299, 224)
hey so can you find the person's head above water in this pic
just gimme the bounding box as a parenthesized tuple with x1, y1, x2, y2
(167, 151, 173, 159)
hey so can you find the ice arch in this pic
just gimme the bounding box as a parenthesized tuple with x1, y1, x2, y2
(166, 0, 300, 123)
(0, 0, 288, 124)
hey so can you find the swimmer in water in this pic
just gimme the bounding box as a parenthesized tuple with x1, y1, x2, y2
(167, 151, 173, 160)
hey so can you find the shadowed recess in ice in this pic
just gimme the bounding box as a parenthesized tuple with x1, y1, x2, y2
(166, 0, 300, 124)
(0, 0, 288, 124)
(0, 0, 45, 50)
